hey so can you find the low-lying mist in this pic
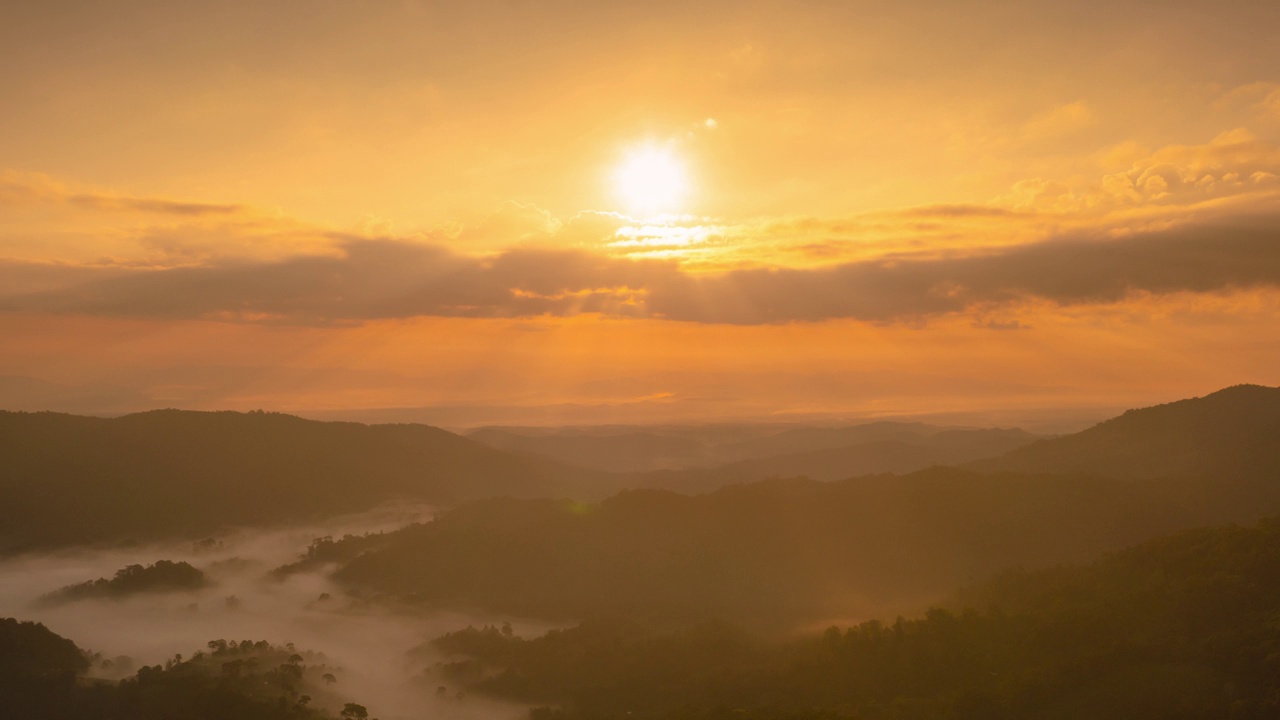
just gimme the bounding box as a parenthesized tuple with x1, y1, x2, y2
(0, 504, 545, 720)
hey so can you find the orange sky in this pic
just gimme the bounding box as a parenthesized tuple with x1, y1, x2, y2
(2, 1, 1280, 426)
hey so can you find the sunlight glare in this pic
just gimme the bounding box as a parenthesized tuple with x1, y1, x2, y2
(614, 143, 689, 216)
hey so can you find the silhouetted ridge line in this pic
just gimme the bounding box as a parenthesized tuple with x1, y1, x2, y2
(0, 409, 604, 553)
(971, 384, 1280, 481)
(324, 385, 1280, 626)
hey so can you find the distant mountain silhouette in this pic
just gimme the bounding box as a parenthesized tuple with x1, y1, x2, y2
(331, 467, 1205, 626)
(468, 426, 713, 473)
(709, 422, 967, 463)
(7, 385, 1278, 559)
(0, 409, 1038, 554)
(330, 385, 1280, 625)
(721, 427, 1039, 481)
(635, 428, 1037, 489)
(0, 409, 602, 552)
(469, 422, 1038, 475)
(973, 384, 1280, 481)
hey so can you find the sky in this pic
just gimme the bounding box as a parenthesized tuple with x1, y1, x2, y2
(2, 0, 1280, 426)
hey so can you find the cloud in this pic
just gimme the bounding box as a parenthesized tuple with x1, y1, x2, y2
(0, 170, 337, 267)
(1215, 82, 1280, 124)
(443, 201, 565, 250)
(66, 195, 245, 216)
(896, 204, 1020, 219)
(1021, 101, 1095, 142)
(1001, 130, 1280, 213)
(0, 172, 246, 217)
(0, 240, 663, 324)
(719, 216, 1280, 322)
(4, 214, 1280, 326)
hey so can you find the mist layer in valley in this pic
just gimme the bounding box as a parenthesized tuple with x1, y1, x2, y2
(4, 385, 1280, 719)
(0, 504, 546, 720)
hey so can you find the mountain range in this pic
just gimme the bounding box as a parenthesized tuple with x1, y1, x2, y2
(328, 385, 1280, 625)
(3, 385, 1277, 563)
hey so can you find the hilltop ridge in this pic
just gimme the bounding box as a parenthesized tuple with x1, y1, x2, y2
(972, 384, 1280, 480)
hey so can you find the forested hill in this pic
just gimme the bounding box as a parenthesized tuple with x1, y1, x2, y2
(328, 386, 1280, 627)
(430, 517, 1280, 720)
(468, 422, 1038, 475)
(627, 427, 1037, 491)
(331, 468, 1211, 626)
(0, 617, 362, 720)
(972, 384, 1280, 480)
(0, 409, 601, 553)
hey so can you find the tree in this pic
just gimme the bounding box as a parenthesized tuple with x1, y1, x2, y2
(341, 702, 369, 719)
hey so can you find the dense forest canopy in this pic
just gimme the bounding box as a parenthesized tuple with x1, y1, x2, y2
(11, 514, 1280, 719)
(42, 560, 209, 604)
(0, 619, 367, 720)
(429, 517, 1280, 720)
(328, 471, 1204, 624)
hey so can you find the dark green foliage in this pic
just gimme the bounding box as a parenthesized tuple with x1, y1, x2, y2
(271, 531, 410, 579)
(333, 467, 1227, 625)
(43, 560, 208, 603)
(431, 518, 1280, 720)
(340, 703, 369, 719)
(0, 409, 601, 552)
(0, 617, 89, 679)
(0, 621, 362, 720)
(434, 618, 779, 710)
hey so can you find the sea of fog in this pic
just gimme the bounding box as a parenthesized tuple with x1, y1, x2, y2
(0, 504, 548, 720)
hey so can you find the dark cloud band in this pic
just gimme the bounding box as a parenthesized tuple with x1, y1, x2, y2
(4, 215, 1280, 325)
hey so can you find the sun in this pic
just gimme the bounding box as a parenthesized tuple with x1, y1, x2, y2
(614, 142, 689, 217)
